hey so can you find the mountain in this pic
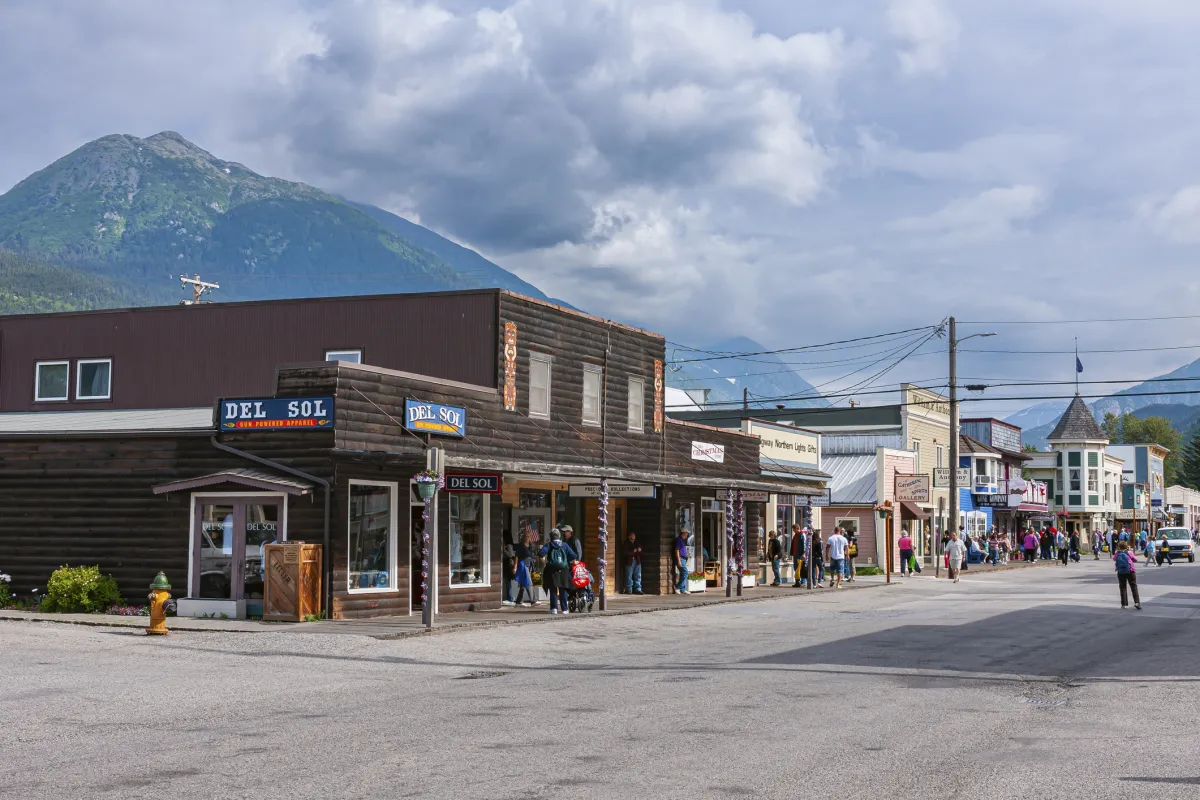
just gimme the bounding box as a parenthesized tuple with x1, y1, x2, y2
(666, 336, 828, 409)
(1004, 400, 1069, 432)
(1018, 401, 1200, 450)
(0, 249, 174, 314)
(0, 131, 550, 305)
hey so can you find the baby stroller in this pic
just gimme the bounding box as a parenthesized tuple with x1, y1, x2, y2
(567, 560, 595, 613)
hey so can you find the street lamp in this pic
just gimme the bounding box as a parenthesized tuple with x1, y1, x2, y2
(943, 319, 996, 578)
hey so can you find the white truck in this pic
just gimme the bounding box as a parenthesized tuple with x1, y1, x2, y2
(1155, 527, 1196, 563)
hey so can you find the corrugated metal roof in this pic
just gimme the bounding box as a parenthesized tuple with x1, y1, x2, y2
(824, 453, 878, 505)
(822, 433, 904, 455)
(0, 407, 213, 434)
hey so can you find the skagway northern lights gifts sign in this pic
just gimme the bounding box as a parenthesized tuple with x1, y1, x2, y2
(219, 397, 334, 430)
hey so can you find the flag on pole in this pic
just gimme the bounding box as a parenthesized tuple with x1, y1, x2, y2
(1076, 356, 1083, 373)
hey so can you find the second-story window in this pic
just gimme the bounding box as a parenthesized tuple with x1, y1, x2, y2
(76, 359, 112, 400)
(628, 377, 645, 433)
(936, 445, 944, 469)
(35, 361, 69, 402)
(913, 440, 921, 472)
(582, 364, 602, 427)
(325, 349, 362, 363)
(529, 352, 551, 419)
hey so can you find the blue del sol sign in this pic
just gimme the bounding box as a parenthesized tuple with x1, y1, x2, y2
(220, 397, 334, 431)
(405, 398, 466, 437)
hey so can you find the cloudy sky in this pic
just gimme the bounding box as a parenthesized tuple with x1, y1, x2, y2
(3, 0, 1200, 416)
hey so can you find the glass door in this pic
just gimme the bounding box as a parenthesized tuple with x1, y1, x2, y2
(192, 498, 284, 612)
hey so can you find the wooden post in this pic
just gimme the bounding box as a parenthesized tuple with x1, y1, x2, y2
(725, 493, 735, 598)
(735, 490, 745, 597)
(598, 477, 609, 611)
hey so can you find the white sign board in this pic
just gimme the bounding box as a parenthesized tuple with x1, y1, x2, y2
(567, 483, 657, 499)
(895, 473, 931, 503)
(717, 490, 770, 503)
(933, 467, 972, 489)
(743, 420, 820, 469)
(691, 441, 725, 463)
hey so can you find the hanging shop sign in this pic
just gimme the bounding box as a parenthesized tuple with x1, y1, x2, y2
(653, 359, 664, 433)
(404, 398, 466, 437)
(718, 490, 770, 503)
(444, 474, 501, 493)
(568, 483, 656, 499)
(894, 474, 931, 503)
(691, 441, 725, 463)
(933, 467, 972, 488)
(794, 488, 832, 507)
(219, 396, 333, 431)
(973, 493, 1010, 508)
(503, 322, 518, 411)
(743, 419, 820, 470)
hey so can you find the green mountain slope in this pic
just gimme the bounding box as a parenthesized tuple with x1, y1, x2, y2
(0, 249, 174, 314)
(0, 131, 548, 302)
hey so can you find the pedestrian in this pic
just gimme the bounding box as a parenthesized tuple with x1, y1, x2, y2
(826, 527, 849, 589)
(960, 526, 971, 571)
(513, 537, 536, 607)
(1057, 529, 1069, 565)
(623, 531, 643, 594)
(560, 525, 582, 561)
(766, 530, 782, 586)
(1040, 528, 1051, 561)
(790, 524, 807, 587)
(986, 533, 998, 566)
(811, 530, 825, 586)
(1022, 529, 1038, 562)
(1091, 529, 1102, 560)
(1114, 541, 1142, 610)
(502, 543, 516, 606)
(1069, 530, 1081, 563)
(674, 527, 690, 594)
(946, 531, 966, 583)
(1157, 533, 1174, 566)
(539, 529, 574, 614)
(845, 531, 858, 582)
(898, 527, 914, 577)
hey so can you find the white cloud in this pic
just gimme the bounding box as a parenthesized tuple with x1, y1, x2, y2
(1141, 185, 1200, 243)
(889, 185, 1047, 245)
(860, 130, 1072, 185)
(887, 0, 960, 77)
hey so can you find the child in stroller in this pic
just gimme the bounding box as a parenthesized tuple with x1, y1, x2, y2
(567, 559, 595, 613)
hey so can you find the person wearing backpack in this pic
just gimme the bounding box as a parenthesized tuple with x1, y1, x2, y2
(540, 529, 574, 614)
(1113, 541, 1141, 610)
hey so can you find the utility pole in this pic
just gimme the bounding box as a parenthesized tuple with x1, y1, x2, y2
(945, 317, 958, 579)
(178, 273, 220, 305)
(743, 387, 749, 412)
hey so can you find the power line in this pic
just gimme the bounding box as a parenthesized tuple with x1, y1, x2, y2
(959, 314, 1200, 325)
(962, 343, 1200, 356)
(959, 375, 1200, 390)
(666, 325, 941, 365)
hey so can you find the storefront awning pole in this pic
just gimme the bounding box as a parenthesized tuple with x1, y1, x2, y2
(735, 490, 745, 597)
(598, 477, 609, 612)
(725, 493, 735, 598)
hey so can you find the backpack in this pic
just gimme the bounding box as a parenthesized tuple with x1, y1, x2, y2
(548, 544, 570, 570)
(1115, 551, 1131, 574)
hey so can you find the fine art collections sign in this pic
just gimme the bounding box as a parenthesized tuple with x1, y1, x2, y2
(743, 419, 819, 470)
(894, 474, 931, 503)
(219, 397, 334, 431)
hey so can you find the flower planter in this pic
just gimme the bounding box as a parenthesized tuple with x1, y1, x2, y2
(687, 578, 707, 593)
(740, 574, 756, 588)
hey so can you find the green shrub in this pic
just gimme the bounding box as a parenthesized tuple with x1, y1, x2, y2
(0, 571, 11, 606)
(855, 565, 884, 576)
(40, 565, 123, 613)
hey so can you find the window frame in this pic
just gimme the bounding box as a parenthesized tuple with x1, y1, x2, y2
(1087, 468, 1098, 492)
(913, 440, 921, 473)
(628, 376, 645, 433)
(581, 363, 603, 427)
(528, 352, 552, 420)
(936, 445, 944, 469)
(34, 360, 70, 403)
(1069, 468, 1081, 492)
(346, 479, 399, 595)
(324, 348, 363, 363)
(74, 358, 113, 401)
(448, 492, 491, 588)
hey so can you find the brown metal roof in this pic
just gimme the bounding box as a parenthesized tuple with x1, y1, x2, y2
(152, 468, 314, 495)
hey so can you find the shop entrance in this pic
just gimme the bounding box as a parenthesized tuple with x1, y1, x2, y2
(699, 500, 726, 586)
(192, 496, 284, 616)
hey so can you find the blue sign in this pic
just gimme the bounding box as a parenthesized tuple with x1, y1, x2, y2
(404, 398, 466, 437)
(220, 397, 334, 431)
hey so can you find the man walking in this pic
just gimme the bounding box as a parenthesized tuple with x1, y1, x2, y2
(960, 526, 971, 571)
(826, 526, 849, 589)
(1092, 529, 1102, 560)
(623, 531, 643, 594)
(674, 528, 690, 594)
(766, 530, 782, 586)
(946, 531, 966, 583)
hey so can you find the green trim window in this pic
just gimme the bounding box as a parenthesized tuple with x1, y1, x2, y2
(1069, 494, 1082, 506)
(1045, 479, 1055, 496)
(1089, 494, 1100, 506)
(1055, 495, 1063, 506)
(1068, 451, 1081, 467)
(1088, 452, 1098, 467)
(1056, 452, 1063, 467)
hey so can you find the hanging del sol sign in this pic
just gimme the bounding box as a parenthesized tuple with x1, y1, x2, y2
(404, 398, 467, 437)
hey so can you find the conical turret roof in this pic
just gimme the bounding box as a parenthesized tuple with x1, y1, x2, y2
(1047, 395, 1107, 442)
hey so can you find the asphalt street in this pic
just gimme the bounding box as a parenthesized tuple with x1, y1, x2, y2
(3, 558, 1199, 800)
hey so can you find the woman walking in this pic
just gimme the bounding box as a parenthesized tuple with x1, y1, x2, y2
(539, 529, 574, 614)
(1114, 541, 1141, 610)
(513, 538, 535, 607)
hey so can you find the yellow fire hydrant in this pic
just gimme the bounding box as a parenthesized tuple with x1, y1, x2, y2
(147, 572, 171, 635)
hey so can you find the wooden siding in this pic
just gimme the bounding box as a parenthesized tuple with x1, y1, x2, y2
(0, 433, 330, 602)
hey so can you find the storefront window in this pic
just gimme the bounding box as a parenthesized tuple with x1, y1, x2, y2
(520, 490, 551, 508)
(198, 504, 235, 599)
(348, 481, 396, 592)
(450, 493, 489, 586)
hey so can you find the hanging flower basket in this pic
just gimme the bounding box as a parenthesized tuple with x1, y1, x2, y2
(414, 469, 441, 501)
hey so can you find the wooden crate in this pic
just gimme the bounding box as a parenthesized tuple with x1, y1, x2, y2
(263, 542, 322, 622)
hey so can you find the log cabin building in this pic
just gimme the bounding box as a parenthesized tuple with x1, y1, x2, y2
(0, 290, 828, 619)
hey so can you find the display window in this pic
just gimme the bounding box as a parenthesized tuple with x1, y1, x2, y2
(450, 493, 490, 586)
(348, 480, 398, 593)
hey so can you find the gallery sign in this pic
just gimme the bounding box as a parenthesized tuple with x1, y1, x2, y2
(568, 483, 657, 499)
(691, 441, 725, 463)
(404, 398, 466, 437)
(444, 474, 501, 493)
(894, 474, 931, 503)
(219, 397, 333, 431)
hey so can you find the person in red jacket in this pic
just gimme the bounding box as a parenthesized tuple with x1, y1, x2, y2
(898, 528, 914, 576)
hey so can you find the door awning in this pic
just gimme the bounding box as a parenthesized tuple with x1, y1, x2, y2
(900, 501, 930, 520)
(152, 468, 314, 496)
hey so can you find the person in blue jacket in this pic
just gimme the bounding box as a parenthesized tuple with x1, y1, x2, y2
(540, 529, 574, 615)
